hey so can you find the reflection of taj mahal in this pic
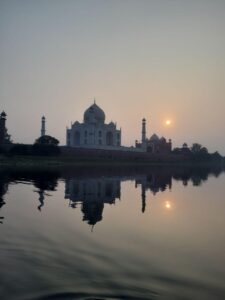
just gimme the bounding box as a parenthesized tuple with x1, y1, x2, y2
(65, 178, 120, 204)
(64, 173, 172, 226)
(66, 101, 172, 153)
(65, 178, 121, 226)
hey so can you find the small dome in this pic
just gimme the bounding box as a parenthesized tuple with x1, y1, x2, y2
(84, 103, 105, 124)
(150, 134, 159, 141)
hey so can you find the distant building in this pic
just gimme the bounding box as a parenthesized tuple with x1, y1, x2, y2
(135, 118, 172, 154)
(66, 101, 121, 149)
(0, 111, 11, 145)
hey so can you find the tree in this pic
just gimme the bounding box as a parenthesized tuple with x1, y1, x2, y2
(190, 143, 210, 161)
(33, 135, 60, 156)
(191, 143, 203, 154)
(35, 135, 59, 146)
(211, 151, 222, 162)
(200, 147, 208, 155)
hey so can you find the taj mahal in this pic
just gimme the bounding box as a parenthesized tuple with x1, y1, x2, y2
(66, 101, 172, 154)
(66, 101, 121, 149)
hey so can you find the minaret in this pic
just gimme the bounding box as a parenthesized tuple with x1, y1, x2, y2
(142, 118, 146, 143)
(41, 116, 46, 137)
(0, 111, 7, 144)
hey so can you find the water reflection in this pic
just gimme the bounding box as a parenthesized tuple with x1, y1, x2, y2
(0, 165, 224, 227)
(135, 173, 172, 213)
(0, 175, 9, 224)
(0, 165, 225, 300)
(65, 178, 120, 227)
(32, 173, 58, 211)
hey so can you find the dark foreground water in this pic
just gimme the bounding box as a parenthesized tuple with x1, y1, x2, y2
(0, 165, 225, 300)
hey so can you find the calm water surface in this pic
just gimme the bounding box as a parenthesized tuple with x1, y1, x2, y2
(0, 166, 225, 300)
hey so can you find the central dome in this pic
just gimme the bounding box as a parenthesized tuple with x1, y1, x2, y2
(83, 103, 105, 124)
(150, 134, 159, 141)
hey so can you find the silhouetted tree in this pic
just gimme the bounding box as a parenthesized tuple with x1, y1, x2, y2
(35, 135, 59, 145)
(191, 143, 203, 154)
(211, 151, 222, 162)
(32, 135, 60, 156)
(190, 143, 211, 161)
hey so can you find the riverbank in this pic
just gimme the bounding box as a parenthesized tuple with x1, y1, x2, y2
(0, 154, 224, 171)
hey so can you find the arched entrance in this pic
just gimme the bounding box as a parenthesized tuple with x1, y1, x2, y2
(106, 131, 113, 146)
(74, 131, 80, 145)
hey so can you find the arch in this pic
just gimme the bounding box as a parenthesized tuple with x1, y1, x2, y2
(74, 131, 80, 145)
(106, 131, 113, 146)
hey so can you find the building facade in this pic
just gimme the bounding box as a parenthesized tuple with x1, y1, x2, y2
(135, 118, 172, 154)
(66, 102, 121, 149)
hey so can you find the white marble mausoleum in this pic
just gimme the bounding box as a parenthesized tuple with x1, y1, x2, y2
(66, 102, 121, 149)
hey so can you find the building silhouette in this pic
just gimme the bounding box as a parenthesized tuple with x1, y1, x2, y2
(135, 118, 172, 154)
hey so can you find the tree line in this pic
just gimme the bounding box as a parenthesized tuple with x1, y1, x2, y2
(0, 135, 61, 156)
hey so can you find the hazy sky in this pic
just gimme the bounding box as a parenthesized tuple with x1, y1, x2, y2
(1, 0, 225, 153)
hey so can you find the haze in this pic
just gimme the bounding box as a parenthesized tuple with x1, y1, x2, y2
(1, 0, 225, 154)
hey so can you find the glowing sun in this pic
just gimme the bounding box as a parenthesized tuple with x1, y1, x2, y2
(165, 201, 172, 210)
(165, 120, 171, 126)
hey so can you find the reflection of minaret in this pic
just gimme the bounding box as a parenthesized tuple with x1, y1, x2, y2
(37, 190, 45, 211)
(141, 185, 146, 213)
(41, 116, 46, 137)
(0, 197, 5, 223)
(33, 172, 58, 211)
(0, 179, 8, 224)
(34, 188, 54, 211)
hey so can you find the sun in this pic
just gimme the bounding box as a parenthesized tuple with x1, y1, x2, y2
(165, 120, 171, 126)
(165, 201, 172, 210)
